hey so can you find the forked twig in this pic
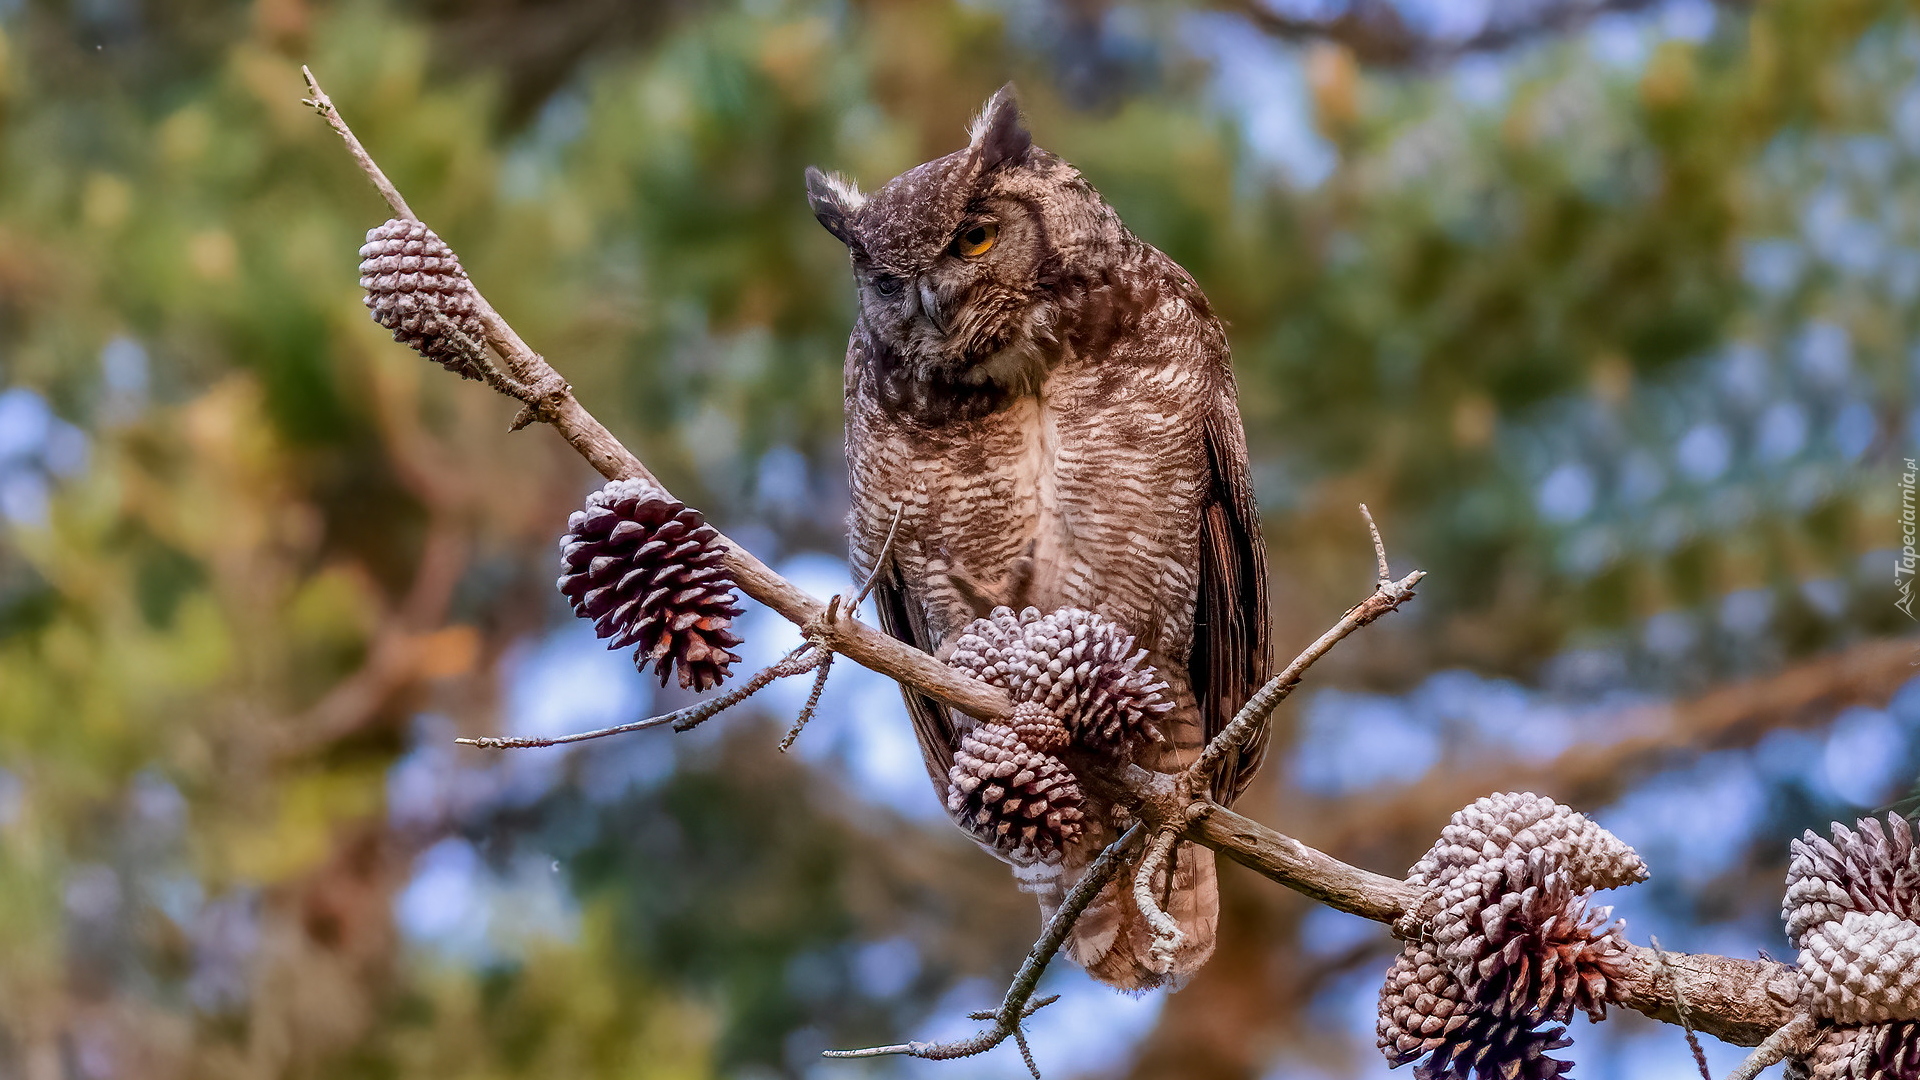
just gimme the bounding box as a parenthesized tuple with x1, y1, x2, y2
(1186, 507, 1423, 788)
(1650, 935, 1713, 1080)
(824, 824, 1146, 1068)
(457, 644, 819, 749)
(778, 504, 903, 751)
(302, 66, 414, 221)
(778, 653, 834, 752)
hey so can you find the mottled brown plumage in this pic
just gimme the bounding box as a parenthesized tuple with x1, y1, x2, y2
(807, 86, 1271, 990)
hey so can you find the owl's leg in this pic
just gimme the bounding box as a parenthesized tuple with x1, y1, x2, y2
(1058, 841, 1219, 993)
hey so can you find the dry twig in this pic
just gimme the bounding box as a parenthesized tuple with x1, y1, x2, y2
(1652, 934, 1715, 1080)
(823, 824, 1145, 1067)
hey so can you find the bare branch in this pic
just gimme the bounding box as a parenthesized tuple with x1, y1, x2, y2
(1189, 567, 1423, 788)
(824, 824, 1146, 1064)
(302, 66, 415, 221)
(1214, 0, 1725, 68)
(455, 644, 819, 749)
(1725, 1011, 1817, 1080)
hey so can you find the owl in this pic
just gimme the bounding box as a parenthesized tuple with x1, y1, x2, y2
(806, 86, 1271, 991)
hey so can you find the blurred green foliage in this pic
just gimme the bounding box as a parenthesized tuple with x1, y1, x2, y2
(0, 0, 1913, 1076)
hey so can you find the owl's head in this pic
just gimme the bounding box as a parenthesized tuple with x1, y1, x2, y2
(805, 86, 1122, 389)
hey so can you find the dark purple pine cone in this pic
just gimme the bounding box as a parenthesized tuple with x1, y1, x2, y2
(946, 721, 1086, 862)
(945, 606, 1171, 757)
(1008, 700, 1070, 753)
(1415, 1012, 1575, 1080)
(557, 478, 743, 692)
(359, 218, 487, 379)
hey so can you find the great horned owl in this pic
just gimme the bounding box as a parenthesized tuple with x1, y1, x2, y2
(806, 86, 1271, 991)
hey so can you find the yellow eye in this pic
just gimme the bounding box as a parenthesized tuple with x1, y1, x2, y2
(955, 222, 997, 257)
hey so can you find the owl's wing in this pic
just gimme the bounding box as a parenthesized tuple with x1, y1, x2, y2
(1193, 392, 1271, 805)
(868, 560, 960, 791)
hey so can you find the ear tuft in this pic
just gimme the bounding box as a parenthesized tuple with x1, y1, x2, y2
(968, 83, 1031, 172)
(805, 166, 865, 248)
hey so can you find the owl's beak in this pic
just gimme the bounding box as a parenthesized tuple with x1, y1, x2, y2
(916, 278, 948, 334)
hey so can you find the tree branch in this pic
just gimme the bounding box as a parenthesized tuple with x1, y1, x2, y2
(823, 824, 1146, 1065)
(1214, 0, 1745, 68)
(304, 65, 1827, 1070)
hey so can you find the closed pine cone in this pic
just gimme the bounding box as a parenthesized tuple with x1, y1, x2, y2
(945, 721, 1086, 862)
(359, 218, 487, 379)
(1800, 910, 1920, 1025)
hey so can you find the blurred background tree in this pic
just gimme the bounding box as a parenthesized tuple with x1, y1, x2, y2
(0, 0, 1914, 1077)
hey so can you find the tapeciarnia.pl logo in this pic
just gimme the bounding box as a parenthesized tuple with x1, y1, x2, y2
(1900, 458, 1918, 620)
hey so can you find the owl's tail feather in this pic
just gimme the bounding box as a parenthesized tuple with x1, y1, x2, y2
(1024, 841, 1218, 993)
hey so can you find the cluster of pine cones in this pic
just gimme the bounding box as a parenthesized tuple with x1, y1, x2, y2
(556, 478, 744, 692)
(942, 606, 1171, 861)
(1377, 792, 1645, 1080)
(1782, 814, 1920, 1080)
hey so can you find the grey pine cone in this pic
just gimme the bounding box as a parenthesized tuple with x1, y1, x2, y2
(1409, 791, 1648, 895)
(1784, 814, 1920, 951)
(1378, 942, 1472, 1067)
(557, 478, 743, 692)
(359, 219, 487, 379)
(1801, 910, 1920, 1025)
(946, 721, 1086, 861)
(945, 606, 1170, 756)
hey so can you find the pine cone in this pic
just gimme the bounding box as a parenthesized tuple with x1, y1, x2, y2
(1791, 1021, 1920, 1080)
(1379, 937, 1581, 1080)
(1784, 814, 1920, 950)
(557, 478, 743, 691)
(946, 606, 1171, 756)
(1791, 1027, 1863, 1080)
(946, 721, 1086, 861)
(1800, 910, 1920, 1025)
(1382, 794, 1641, 1079)
(1450, 852, 1631, 1024)
(1009, 700, 1070, 753)
(359, 219, 488, 379)
(1378, 942, 1472, 1067)
(1415, 1014, 1574, 1080)
(1851, 1021, 1920, 1079)
(1409, 792, 1648, 894)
